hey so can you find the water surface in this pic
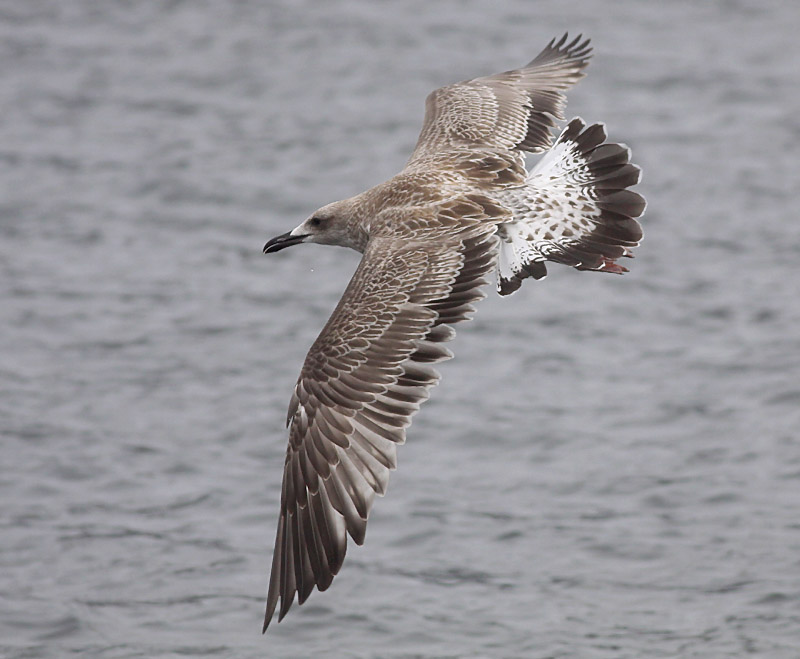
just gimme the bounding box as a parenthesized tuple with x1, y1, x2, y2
(2, 1, 800, 657)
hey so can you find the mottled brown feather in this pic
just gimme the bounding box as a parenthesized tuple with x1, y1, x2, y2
(407, 33, 591, 169)
(264, 226, 499, 630)
(263, 33, 644, 631)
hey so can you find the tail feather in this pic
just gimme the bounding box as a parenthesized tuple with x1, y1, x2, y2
(496, 117, 645, 295)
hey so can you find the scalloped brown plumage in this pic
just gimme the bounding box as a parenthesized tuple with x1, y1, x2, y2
(261, 33, 644, 631)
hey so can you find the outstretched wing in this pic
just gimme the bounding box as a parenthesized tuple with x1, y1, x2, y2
(407, 33, 591, 167)
(264, 221, 498, 630)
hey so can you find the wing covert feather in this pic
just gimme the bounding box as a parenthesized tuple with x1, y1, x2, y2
(264, 226, 498, 630)
(407, 33, 591, 167)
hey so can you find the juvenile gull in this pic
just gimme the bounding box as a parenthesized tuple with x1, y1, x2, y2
(261, 34, 645, 630)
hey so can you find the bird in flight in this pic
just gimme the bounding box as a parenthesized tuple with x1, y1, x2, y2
(261, 34, 645, 631)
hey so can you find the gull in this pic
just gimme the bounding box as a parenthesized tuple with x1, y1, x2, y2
(261, 34, 645, 630)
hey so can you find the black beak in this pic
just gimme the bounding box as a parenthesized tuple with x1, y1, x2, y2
(263, 231, 308, 254)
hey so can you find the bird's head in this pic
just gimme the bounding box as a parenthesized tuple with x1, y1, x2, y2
(263, 200, 357, 254)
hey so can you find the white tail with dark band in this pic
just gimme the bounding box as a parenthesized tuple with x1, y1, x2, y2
(496, 117, 645, 295)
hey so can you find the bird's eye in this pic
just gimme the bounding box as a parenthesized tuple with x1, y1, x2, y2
(309, 216, 322, 227)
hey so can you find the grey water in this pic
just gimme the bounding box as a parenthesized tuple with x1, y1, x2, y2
(2, 1, 800, 657)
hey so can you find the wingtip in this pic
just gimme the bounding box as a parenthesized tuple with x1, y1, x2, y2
(526, 32, 593, 70)
(262, 595, 279, 633)
(564, 32, 592, 60)
(262, 604, 274, 633)
(550, 31, 580, 45)
(278, 591, 294, 622)
(262, 592, 293, 632)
